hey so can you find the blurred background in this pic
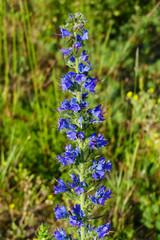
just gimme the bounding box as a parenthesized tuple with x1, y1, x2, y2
(0, 0, 160, 239)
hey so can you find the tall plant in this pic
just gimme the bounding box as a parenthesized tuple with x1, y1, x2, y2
(39, 13, 112, 240)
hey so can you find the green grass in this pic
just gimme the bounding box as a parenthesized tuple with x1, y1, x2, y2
(0, 1, 160, 239)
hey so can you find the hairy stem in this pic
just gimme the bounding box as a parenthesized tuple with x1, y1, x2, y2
(75, 55, 85, 240)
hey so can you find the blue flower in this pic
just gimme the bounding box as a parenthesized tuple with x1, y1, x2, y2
(76, 29, 88, 42)
(72, 204, 85, 218)
(91, 158, 112, 180)
(69, 204, 85, 228)
(58, 118, 70, 129)
(75, 74, 86, 84)
(81, 50, 89, 62)
(54, 179, 70, 194)
(81, 92, 88, 100)
(66, 131, 85, 141)
(67, 174, 87, 195)
(58, 100, 70, 112)
(82, 29, 89, 40)
(73, 42, 82, 50)
(57, 155, 75, 166)
(55, 205, 68, 219)
(91, 105, 104, 122)
(58, 98, 80, 113)
(69, 13, 73, 19)
(67, 72, 77, 78)
(78, 131, 84, 139)
(80, 100, 88, 109)
(90, 186, 112, 205)
(57, 144, 80, 166)
(54, 228, 71, 240)
(66, 131, 77, 140)
(60, 26, 72, 38)
(83, 76, 97, 93)
(58, 118, 77, 130)
(61, 74, 73, 91)
(79, 63, 91, 73)
(70, 98, 81, 112)
(95, 222, 111, 239)
(60, 49, 72, 55)
(69, 56, 75, 62)
(88, 133, 108, 148)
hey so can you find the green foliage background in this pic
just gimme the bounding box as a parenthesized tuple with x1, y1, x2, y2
(0, 0, 160, 239)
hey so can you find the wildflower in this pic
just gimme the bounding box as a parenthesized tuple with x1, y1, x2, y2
(79, 63, 91, 73)
(9, 203, 15, 209)
(90, 105, 104, 122)
(75, 74, 86, 84)
(58, 98, 80, 113)
(157, 98, 160, 103)
(53, 13, 112, 239)
(60, 26, 72, 38)
(69, 56, 75, 62)
(54, 178, 70, 194)
(80, 50, 89, 62)
(133, 94, 138, 101)
(90, 186, 112, 205)
(149, 88, 155, 93)
(48, 194, 53, 199)
(58, 118, 77, 130)
(88, 133, 108, 148)
(91, 158, 112, 180)
(66, 131, 85, 140)
(83, 76, 97, 93)
(66, 131, 77, 140)
(67, 174, 87, 195)
(126, 91, 133, 98)
(73, 42, 82, 50)
(69, 205, 85, 228)
(24, 211, 27, 216)
(69, 14, 73, 18)
(95, 222, 111, 239)
(55, 205, 68, 219)
(61, 74, 73, 91)
(60, 49, 72, 55)
(54, 229, 71, 240)
(57, 144, 80, 166)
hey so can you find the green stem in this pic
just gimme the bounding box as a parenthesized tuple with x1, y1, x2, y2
(75, 55, 85, 240)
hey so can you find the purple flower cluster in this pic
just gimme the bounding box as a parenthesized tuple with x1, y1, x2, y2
(53, 13, 112, 240)
(60, 72, 97, 93)
(55, 205, 68, 219)
(91, 157, 112, 180)
(69, 204, 85, 228)
(54, 174, 87, 196)
(58, 98, 88, 113)
(88, 133, 108, 148)
(57, 144, 80, 166)
(90, 186, 112, 205)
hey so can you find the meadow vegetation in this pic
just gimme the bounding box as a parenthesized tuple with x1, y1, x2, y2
(0, 0, 160, 239)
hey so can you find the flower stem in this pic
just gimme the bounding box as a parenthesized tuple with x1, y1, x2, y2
(75, 55, 85, 240)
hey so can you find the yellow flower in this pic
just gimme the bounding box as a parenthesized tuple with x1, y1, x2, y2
(9, 203, 15, 209)
(152, 99, 156, 104)
(71, 189, 74, 193)
(24, 211, 27, 216)
(157, 98, 160, 103)
(33, 238, 37, 240)
(114, 10, 120, 16)
(149, 88, 155, 93)
(133, 94, 138, 101)
(48, 194, 53, 199)
(126, 91, 133, 98)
